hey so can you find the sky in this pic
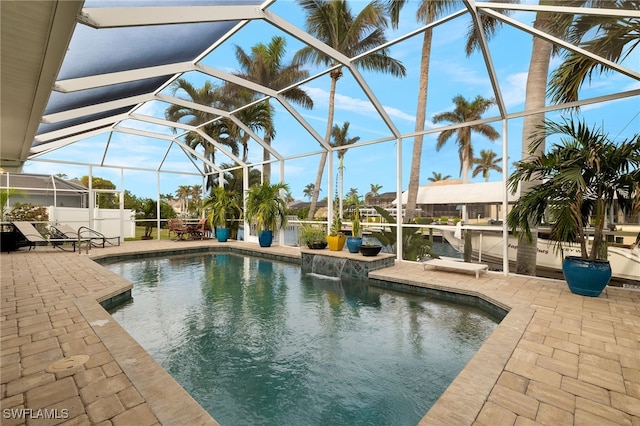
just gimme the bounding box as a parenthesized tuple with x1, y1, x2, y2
(24, 1, 640, 202)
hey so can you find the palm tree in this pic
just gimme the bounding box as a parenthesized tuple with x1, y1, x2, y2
(233, 36, 314, 181)
(189, 185, 203, 216)
(472, 150, 502, 182)
(295, 0, 406, 220)
(433, 95, 499, 182)
(330, 121, 360, 218)
(365, 183, 382, 204)
(175, 185, 191, 215)
(386, 0, 461, 223)
(427, 172, 451, 182)
(548, 1, 640, 105)
(165, 79, 239, 190)
(303, 183, 316, 201)
(432, 94, 499, 221)
(464, 0, 588, 276)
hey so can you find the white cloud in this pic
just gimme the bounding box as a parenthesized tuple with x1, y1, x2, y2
(500, 72, 527, 108)
(303, 86, 415, 122)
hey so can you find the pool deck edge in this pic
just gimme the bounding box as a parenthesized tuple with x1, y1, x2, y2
(2, 240, 640, 425)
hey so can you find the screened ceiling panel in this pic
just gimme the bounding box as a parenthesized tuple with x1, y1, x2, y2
(36, 107, 133, 138)
(44, 76, 172, 116)
(1, 0, 638, 179)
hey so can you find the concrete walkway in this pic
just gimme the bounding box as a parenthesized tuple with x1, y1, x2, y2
(1, 240, 639, 425)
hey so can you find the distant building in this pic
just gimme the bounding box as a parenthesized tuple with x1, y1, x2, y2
(393, 180, 519, 221)
(1, 173, 88, 208)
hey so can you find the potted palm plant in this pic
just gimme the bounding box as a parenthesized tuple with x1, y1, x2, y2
(245, 181, 289, 247)
(346, 201, 362, 253)
(507, 118, 640, 296)
(204, 186, 241, 242)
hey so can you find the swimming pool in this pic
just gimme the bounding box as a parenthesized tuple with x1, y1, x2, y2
(106, 253, 498, 425)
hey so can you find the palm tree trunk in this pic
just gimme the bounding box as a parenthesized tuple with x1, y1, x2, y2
(308, 71, 339, 220)
(263, 133, 271, 184)
(338, 154, 344, 218)
(516, 18, 553, 276)
(405, 26, 433, 224)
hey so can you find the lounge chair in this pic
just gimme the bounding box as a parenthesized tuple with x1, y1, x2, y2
(50, 224, 79, 239)
(12, 221, 89, 253)
(78, 226, 121, 248)
(421, 256, 489, 279)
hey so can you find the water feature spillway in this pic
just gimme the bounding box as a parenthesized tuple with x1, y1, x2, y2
(309, 254, 347, 280)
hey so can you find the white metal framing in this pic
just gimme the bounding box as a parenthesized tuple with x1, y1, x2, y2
(9, 0, 639, 267)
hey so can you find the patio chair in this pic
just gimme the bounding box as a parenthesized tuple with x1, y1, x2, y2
(78, 226, 121, 248)
(168, 219, 189, 240)
(12, 221, 89, 253)
(50, 224, 79, 239)
(188, 218, 208, 240)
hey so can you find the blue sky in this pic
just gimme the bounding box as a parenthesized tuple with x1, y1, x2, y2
(25, 1, 640, 201)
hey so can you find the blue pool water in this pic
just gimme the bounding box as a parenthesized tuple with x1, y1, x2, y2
(106, 253, 498, 425)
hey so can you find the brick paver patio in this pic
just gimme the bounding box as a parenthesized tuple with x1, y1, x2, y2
(1, 240, 639, 425)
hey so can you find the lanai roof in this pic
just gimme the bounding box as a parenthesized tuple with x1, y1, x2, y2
(1, 1, 638, 186)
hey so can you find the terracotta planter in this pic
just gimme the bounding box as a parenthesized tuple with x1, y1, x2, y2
(326, 235, 346, 251)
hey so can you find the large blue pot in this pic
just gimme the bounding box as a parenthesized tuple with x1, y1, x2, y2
(346, 237, 362, 253)
(216, 227, 230, 242)
(258, 230, 273, 247)
(562, 256, 612, 297)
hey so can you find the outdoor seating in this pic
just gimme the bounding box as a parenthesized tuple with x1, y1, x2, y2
(78, 226, 121, 248)
(51, 224, 120, 248)
(12, 221, 90, 253)
(169, 218, 210, 240)
(421, 256, 488, 279)
(188, 218, 208, 240)
(168, 219, 189, 240)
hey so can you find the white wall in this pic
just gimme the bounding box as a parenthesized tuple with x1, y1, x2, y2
(47, 206, 135, 238)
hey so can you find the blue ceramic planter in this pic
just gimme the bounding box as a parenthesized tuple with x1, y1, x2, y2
(258, 230, 273, 247)
(346, 237, 362, 253)
(216, 227, 229, 242)
(562, 256, 611, 297)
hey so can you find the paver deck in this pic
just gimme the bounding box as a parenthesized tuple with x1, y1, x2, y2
(1, 240, 639, 425)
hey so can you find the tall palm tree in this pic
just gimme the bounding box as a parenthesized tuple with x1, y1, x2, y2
(330, 121, 360, 217)
(427, 172, 451, 182)
(464, 0, 590, 275)
(166, 79, 239, 190)
(433, 95, 499, 182)
(365, 183, 382, 204)
(233, 36, 314, 182)
(432, 94, 499, 220)
(295, 0, 406, 220)
(548, 0, 640, 105)
(386, 0, 461, 223)
(472, 150, 502, 182)
(175, 185, 191, 215)
(189, 184, 203, 216)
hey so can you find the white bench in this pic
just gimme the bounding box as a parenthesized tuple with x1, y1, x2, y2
(422, 258, 489, 279)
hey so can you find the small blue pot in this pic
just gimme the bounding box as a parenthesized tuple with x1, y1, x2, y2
(346, 237, 362, 253)
(562, 256, 612, 297)
(258, 230, 273, 247)
(216, 227, 229, 242)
